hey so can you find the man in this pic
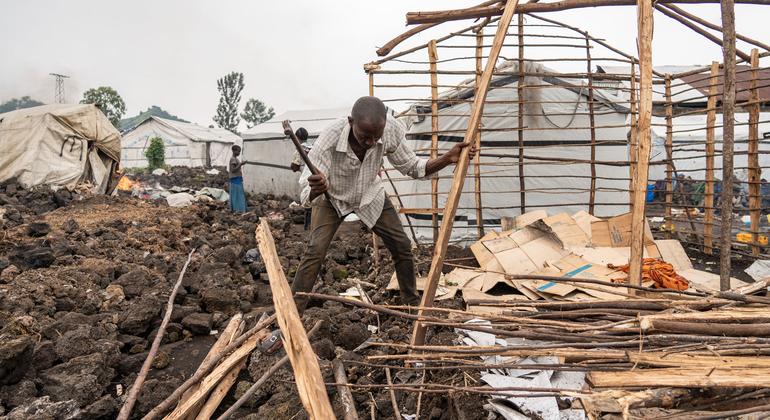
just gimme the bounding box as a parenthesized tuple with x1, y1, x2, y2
(292, 96, 476, 311)
(228, 145, 247, 213)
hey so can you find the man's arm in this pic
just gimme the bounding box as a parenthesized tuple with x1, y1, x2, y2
(387, 118, 476, 179)
(425, 142, 477, 176)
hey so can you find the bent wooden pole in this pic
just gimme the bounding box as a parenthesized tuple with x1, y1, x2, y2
(256, 219, 335, 419)
(628, 0, 654, 287)
(411, 0, 520, 348)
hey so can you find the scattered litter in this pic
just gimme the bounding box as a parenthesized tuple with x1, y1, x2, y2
(166, 192, 196, 208)
(205, 168, 220, 175)
(151, 168, 168, 176)
(243, 248, 260, 264)
(209, 330, 219, 335)
(196, 187, 229, 202)
(367, 325, 378, 334)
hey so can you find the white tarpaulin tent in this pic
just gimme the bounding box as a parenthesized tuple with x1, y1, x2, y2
(121, 116, 242, 168)
(390, 61, 632, 243)
(240, 108, 348, 197)
(0, 104, 121, 193)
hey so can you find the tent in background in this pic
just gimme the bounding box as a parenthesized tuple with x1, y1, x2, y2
(391, 60, 632, 243)
(0, 104, 121, 193)
(240, 107, 348, 198)
(121, 116, 241, 168)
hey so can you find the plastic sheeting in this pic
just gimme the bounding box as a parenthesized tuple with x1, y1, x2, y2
(0, 104, 121, 192)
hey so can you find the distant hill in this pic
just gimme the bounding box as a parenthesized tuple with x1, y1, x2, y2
(119, 105, 189, 131)
(0, 96, 45, 114)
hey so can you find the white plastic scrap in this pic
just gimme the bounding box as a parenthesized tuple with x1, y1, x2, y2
(745, 260, 770, 282)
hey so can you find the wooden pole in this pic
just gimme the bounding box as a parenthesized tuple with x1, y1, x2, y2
(517, 13, 526, 214)
(411, 0, 520, 348)
(368, 72, 381, 268)
(429, 39, 440, 243)
(720, 0, 737, 291)
(255, 219, 335, 419)
(117, 250, 195, 420)
(748, 48, 761, 257)
(664, 76, 674, 236)
(474, 27, 486, 237)
(586, 33, 598, 215)
(629, 62, 638, 208)
(332, 359, 360, 420)
(704, 62, 720, 255)
(628, 0, 654, 287)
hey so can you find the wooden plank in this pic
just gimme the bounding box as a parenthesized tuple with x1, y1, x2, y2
(586, 34, 597, 214)
(628, 0, 654, 287)
(628, 352, 770, 369)
(411, 0, 521, 348)
(517, 13, 526, 214)
(588, 368, 770, 388)
(664, 76, 674, 235)
(168, 313, 242, 420)
(429, 39, 440, 243)
(720, 0, 737, 291)
(474, 26, 485, 237)
(628, 62, 637, 207)
(255, 219, 335, 419)
(704, 62, 719, 255)
(748, 49, 761, 256)
(193, 358, 244, 420)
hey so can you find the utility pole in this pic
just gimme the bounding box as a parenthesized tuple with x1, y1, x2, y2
(49, 73, 69, 104)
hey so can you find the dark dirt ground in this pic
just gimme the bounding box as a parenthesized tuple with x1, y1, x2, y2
(0, 167, 483, 420)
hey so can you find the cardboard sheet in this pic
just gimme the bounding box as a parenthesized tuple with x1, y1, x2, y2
(535, 213, 590, 248)
(572, 210, 601, 240)
(483, 236, 518, 254)
(495, 247, 538, 275)
(654, 239, 693, 272)
(591, 213, 655, 248)
(513, 209, 548, 229)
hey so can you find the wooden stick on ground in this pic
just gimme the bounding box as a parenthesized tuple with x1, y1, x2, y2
(333, 359, 360, 420)
(411, 0, 521, 349)
(142, 314, 276, 420)
(256, 219, 335, 419)
(385, 367, 402, 420)
(628, 0, 654, 287)
(216, 320, 324, 420)
(117, 249, 195, 420)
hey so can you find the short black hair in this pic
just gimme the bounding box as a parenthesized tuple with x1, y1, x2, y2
(295, 127, 309, 141)
(232, 144, 241, 151)
(351, 96, 387, 124)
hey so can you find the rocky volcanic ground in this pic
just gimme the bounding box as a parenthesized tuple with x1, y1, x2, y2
(0, 168, 482, 420)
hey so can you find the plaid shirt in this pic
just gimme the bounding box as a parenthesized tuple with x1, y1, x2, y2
(299, 116, 427, 228)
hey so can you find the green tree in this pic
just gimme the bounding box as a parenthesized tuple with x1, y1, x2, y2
(119, 105, 189, 131)
(144, 136, 165, 170)
(213, 72, 244, 134)
(80, 86, 126, 127)
(0, 96, 44, 114)
(240, 98, 275, 129)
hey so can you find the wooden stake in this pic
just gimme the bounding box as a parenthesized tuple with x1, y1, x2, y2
(704, 62, 720, 255)
(385, 368, 402, 420)
(333, 359, 360, 420)
(517, 13, 526, 214)
(369, 71, 382, 264)
(117, 249, 195, 420)
(664, 76, 674, 235)
(748, 49, 761, 256)
(410, 0, 521, 348)
(720, 0, 737, 291)
(429, 39, 440, 243)
(256, 219, 335, 419)
(628, 0, 654, 287)
(474, 26, 486, 237)
(586, 33, 598, 214)
(628, 62, 638, 208)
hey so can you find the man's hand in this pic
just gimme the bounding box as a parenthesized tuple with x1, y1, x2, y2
(447, 142, 478, 163)
(308, 172, 328, 200)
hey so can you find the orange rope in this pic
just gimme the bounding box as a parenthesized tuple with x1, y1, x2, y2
(608, 258, 689, 291)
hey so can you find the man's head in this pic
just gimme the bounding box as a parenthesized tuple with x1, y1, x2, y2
(232, 144, 241, 157)
(295, 127, 309, 142)
(348, 96, 387, 150)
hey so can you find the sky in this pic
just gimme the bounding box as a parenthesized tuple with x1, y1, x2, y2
(1, 1, 769, 129)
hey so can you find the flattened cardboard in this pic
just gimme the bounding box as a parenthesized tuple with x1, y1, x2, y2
(509, 226, 546, 247)
(679, 268, 747, 292)
(519, 236, 569, 269)
(535, 213, 590, 248)
(482, 236, 518, 254)
(495, 247, 538, 275)
(590, 213, 655, 248)
(471, 241, 496, 268)
(462, 288, 530, 303)
(572, 210, 601, 240)
(514, 209, 548, 228)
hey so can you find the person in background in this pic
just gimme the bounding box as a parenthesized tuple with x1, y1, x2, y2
(761, 179, 770, 215)
(229, 145, 247, 213)
(290, 127, 312, 229)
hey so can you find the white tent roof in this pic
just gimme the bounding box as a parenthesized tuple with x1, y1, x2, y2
(241, 107, 349, 140)
(130, 116, 242, 144)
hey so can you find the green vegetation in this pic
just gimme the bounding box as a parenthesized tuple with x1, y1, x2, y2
(80, 86, 126, 127)
(144, 136, 166, 170)
(241, 98, 275, 129)
(119, 105, 188, 131)
(0, 96, 44, 114)
(212, 71, 244, 134)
